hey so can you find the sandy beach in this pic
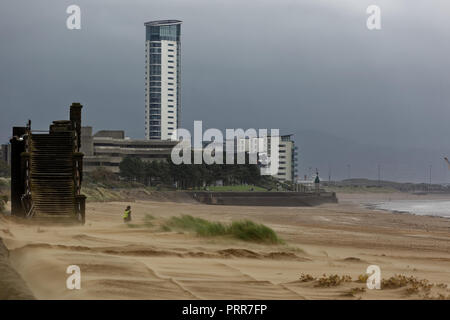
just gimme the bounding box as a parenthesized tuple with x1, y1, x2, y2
(1, 192, 450, 300)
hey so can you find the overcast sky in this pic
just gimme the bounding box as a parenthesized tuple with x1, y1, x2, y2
(1, 0, 449, 182)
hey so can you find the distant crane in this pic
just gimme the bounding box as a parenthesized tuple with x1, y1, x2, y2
(445, 157, 450, 170)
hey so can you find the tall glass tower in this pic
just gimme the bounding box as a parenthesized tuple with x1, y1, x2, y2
(144, 20, 182, 140)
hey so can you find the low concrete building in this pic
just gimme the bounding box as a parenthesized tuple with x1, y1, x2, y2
(81, 127, 177, 173)
(80, 128, 298, 180)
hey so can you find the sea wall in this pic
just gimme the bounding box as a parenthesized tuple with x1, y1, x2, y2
(187, 191, 338, 206)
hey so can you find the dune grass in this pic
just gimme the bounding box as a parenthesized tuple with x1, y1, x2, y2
(0, 177, 10, 187)
(143, 214, 155, 227)
(0, 194, 7, 213)
(227, 220, 281, 243)
(164, 215, 282, 244)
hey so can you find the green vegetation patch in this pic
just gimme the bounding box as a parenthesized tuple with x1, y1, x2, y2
(0, 194, 8, 213)
(228, 220, 281, 243)
(81, 186, 128, 202)
(0, 177, 10, 188)
(165, 215, 227, 236)
(164, 215, 282, 244)
(0, 160, 10, 178)
(143, 214, 155, 227)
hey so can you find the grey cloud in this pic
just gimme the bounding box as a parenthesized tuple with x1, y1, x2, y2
(0, 0, 449, 182)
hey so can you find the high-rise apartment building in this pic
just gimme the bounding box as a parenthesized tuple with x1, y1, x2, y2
(144, 20, 182, 140)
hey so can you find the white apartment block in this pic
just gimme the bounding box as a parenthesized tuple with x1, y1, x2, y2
(276, 135, 297, 182)
(144, 20, 181, 140)
(236, 134, 298, 183)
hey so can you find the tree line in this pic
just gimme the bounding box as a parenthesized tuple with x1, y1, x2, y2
(118, 155, 272, 189)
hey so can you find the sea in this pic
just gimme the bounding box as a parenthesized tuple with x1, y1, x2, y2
(370, 200, 450, 218)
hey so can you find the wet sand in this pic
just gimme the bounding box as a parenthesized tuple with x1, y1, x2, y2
(1, 192, 450, 300)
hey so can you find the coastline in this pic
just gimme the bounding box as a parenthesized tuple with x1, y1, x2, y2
(343, 193, 450, 219)
(1, 192, 449, 300)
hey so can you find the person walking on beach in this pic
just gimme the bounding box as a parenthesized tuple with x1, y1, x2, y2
(314, 171, 321, 194)
(123, 205, 132, 223)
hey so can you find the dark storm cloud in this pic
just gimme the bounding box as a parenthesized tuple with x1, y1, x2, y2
(0, 0, 449, 182)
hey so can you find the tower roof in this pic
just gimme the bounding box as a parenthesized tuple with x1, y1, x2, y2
(144, 20, 182, 26)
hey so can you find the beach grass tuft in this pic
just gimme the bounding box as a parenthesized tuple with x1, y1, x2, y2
(164, 215, 282, 244)
(228, 220, 281, 244)
(143, 214, 155, 227)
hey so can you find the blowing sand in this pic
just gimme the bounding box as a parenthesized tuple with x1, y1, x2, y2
(1, 192, 450, 300)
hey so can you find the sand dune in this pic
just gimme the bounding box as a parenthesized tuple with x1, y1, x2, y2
(1, 193, 450, 299)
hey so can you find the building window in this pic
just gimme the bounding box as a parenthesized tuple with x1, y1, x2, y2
(150, 93, 161, 102)
(150, 65, 161, 75)
(150, 54, 161, 64)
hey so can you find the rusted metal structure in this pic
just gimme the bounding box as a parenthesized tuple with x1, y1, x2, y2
(10, 103, 86, 224)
